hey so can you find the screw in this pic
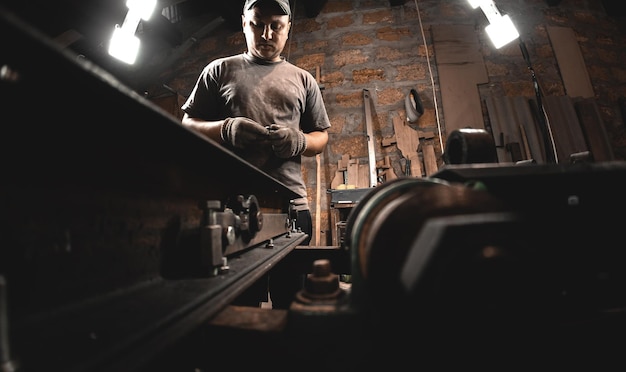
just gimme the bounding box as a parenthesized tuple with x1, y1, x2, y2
(303, 259, 340, 297)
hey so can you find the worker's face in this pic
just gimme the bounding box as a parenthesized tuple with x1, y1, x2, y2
(242, 6, 290, 62)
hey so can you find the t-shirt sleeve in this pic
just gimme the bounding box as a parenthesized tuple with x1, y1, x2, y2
(302, 72, 331, 133)
(180, 64, 219, 120)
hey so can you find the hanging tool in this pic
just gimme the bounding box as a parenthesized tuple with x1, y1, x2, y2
(315, 66, 323, 244)
(363, 89, 377, 188)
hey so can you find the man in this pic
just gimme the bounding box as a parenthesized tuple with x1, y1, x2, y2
(180, 0, 331, 309)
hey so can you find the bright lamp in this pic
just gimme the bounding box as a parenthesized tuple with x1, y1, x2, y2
(485, 14, 520, 49)
(468, 0, 519, 49)
(108, 24, 140, 64)
(467, 0, 557, 163)
(108, 0, 157, 64)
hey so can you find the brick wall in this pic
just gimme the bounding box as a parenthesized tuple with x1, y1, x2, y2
(159, 0, 626, 245)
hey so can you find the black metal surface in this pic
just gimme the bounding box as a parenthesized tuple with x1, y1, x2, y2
(284, 246, 351, 275)
(12, 232, 306, 372)
(431, 161, 626, 213)
(5, 8, 626, 371)
(0, 8, 299, 207)
(355, 162, 626, 318)
(0, 10, 308, 372)
(329, 188, 373, 205)
(442, 128, 498, 164)
(340, 162, 626, 369)
(0, 6, 300, 302)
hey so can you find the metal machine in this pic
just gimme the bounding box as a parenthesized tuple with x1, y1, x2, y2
(0, 9, 307, 372)
(2, 7, 626, 372)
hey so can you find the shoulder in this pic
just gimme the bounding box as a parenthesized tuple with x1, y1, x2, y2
(282, 61, 318, 85)
(283, 60, 312, 75)
(206, 54, 244, 70)
(199, 54, 246, 81)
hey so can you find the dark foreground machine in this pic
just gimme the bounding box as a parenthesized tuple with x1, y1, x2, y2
(2, 8, 626, 372)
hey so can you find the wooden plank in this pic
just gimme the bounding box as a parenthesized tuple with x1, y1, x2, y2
(392, 115, 422, 177)
(330, 170, 343, 189)
(485, 96, 507, 162)
(331, 155, 346, 189)
(507, 97, 530, 160)
(543, 96, 570, 161)
(379, 155, 398, 182)
(432, 24, 489, 132)
(560, 96, 589, 154)
(382, 136, 396, 147)
(340, 154, 350, 169)
(547, 26, 594, 99)
(347, 159, 359, 187)
(528, 97, 559, 163)
(543, 95, 588, 162)
(422, 143, 438, 176)
(491, 95, 512, 162)
(486, 95, 551, 163)
(513, 96, 546, 163)
(495, 95, 526, 160)
(438, 66, 488, 132)
(358, 164, 370, 188)
(433, 24, 485, 64)
(518, 123, 532, 160)
(418, 131, 435, 139)
(573, 97, 615, 161)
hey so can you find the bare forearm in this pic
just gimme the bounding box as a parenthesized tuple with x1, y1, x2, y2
(302, 130, 328, 156)
(181, 114, 224, 143)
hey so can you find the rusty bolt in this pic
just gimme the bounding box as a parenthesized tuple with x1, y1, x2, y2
(304, 259, 339, 296)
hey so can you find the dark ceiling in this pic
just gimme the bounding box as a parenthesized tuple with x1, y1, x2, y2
(0, 0, 333, 92)
(1, 0, 622, 92)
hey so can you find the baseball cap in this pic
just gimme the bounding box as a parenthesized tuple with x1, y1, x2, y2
(243, 0, 292, 18)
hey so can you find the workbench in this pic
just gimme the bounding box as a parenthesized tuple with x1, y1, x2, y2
(329, 188, 372, 246)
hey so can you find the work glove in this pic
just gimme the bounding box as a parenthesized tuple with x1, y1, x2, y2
(220, 117, 270, 149)
(268, 124, 307, 159)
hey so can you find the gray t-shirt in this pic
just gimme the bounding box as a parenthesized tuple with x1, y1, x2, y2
(181, 52, 331, 210)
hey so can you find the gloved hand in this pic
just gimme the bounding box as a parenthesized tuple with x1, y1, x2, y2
(268, 124, 307, 158)
(220, 117, 271, 149)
